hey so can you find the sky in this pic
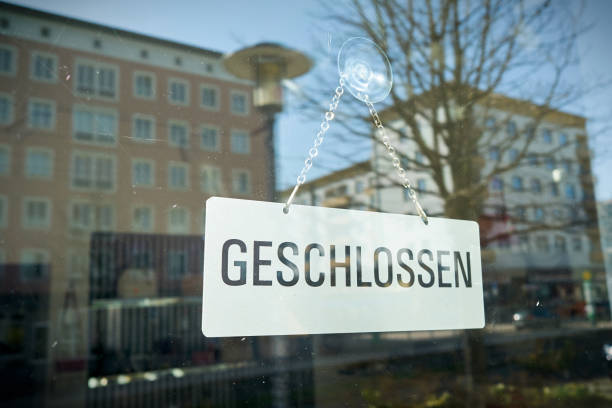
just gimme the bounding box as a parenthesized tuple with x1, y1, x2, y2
(7, 0, 612, 200)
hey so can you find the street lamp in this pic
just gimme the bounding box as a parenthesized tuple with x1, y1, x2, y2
(223, 42, 312, 201)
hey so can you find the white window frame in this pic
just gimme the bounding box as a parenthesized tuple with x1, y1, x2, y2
(168, 206, 190, 234)
(230, 89, 249, 115)
(74, 57, 120, 101)
(0, 44, 17, 77)
(132, 204, 155, 232)
(131, 158, 155, 188)
(27, 97, 56, 131)
(133, 70, 156, 100)
(70, 150, 117, 193)
(68, 199, 115, 232)
(25, 147, 54, 179)
(232, 168, 251, 195)
(201, 165, 223, 194)
(0, 195, 8, 228)
(168, 77, 190, 106)
(131, 113, 156, 143)
(72, 104, 118, 146)
(30, 51, 58, 83)
(200, 83, 220, 111)
(22, 196, 52, 230)
(0, 144, 10, 176)
(168, 161, 190, 190)
(168, 119, 190, 148)
(230, 129, 250, 154)
(200, 124, 220, 152)
(0, 92, 14, 125)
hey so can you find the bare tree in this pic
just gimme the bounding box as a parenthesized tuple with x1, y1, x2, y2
(294, 0, 604, 405)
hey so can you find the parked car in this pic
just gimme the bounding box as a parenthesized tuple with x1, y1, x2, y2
(512, 307, 561, 330)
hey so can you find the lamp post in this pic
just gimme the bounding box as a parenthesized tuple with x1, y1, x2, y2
(223, 42, 312, 201)
(223, 43, 312, 407)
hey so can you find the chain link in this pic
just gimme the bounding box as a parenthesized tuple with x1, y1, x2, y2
(364, 96, 429, 225)
(284, 78, 345, 212)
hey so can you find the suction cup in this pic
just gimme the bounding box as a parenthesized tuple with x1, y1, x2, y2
(337, 37, 393, 103)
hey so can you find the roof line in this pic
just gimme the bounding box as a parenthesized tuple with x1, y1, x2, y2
(1, 1, 223, 58)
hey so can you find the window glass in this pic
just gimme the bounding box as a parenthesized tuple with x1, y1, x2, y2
(1, 2, 612, 407)
(28, 99, 54, 129)
(31, 52, 57, 81)
(230, 129, 250, 154)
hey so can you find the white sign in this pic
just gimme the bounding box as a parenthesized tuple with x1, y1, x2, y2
(202, 197, 484, 337)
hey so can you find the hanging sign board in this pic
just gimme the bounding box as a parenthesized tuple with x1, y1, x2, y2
(202, 197, 484, 337)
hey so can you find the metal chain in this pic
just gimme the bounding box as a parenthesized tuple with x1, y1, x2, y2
(364, 96, 429, 225)
(284, 78, 345, 212)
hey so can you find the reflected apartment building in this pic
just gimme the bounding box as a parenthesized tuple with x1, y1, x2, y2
(0, 3, 276, 406)
(282, 93, 605, 321)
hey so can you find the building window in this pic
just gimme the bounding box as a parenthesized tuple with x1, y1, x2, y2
(542, 128, 553, 144)
(201, 125, 220, 151)
(71, 152, 115, 192)
(168, 120, 189, 148)
(533, 207, 545, 222)
(201, 166, 222, 194)
(530, 178, 542, 193)
(168, 206, 189, 234)
(0, 145, 10, 175)
(168, 162, 189, 190)
(507, 148, 519, 162)
(22, 197, 51, 229)
(535, 236, 550, 253)
(561, 159, 572, 173)
(489, 147, 500, 161)
(133, 71, 155, 99)
(69, 201, 113, 231)
(25, 148, 53, 179)
(0, 195, 7, 228)
(554, 236, 567, 253)
(200, 84, 218, 109)
(416, 178, 427, 192)
(132, 159, 154, 187)
(0, 45, 16, 75)
(20, 249, 49, 281)
(514, 206, 526, 222)
(527, 153, 538, 166)
(28, 99, 55, 130)
(75, 59, 118, 99)
(168, 78, 189, 105)
(168, 250, 188, 279)
(132, 206, 153, 232)
(565, 183, 576, 200)
(545, 157, 555, 170)
(230, 91, 248, 114)
(31, 51, 57, 82)
(355, 180, 365, 193)
(230, 130, 250, 154)
(0, 93, 13, 125)
(507, 120, 517, 137)
(232, 169, 251, 195)
(484, 116, 496, 129)
(511, 176, 523, 191)
(572, 236, 583, 251)
(415, 152, 425, 165)
(550, 182, 559, 196)
(490, 177, 504, 191)
(132, 115, 155, 142)
(559, 133, 569, 146)
(73, 106, 117, 145)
